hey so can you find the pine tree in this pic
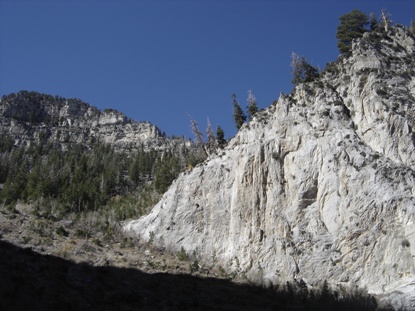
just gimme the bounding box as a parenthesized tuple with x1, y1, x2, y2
(291, 52, 319, 85)
(216, 125, 226, 148)
(336, 10, 369, 54)
(154, 153, 181, 194)
(2, 165, 28, 205)
(26, 158, 43, 200)
(128, 156, 140, 186)
(369, 12, 378, 31)
(246, 90, 259, 120)
(232, 94, 246, 130)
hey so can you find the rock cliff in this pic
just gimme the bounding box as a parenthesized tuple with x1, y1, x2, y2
(0, 91, 178, 151)
(125, 26, 415, 309)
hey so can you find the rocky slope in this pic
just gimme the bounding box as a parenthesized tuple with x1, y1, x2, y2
(0, 91, 185, 151)
(0, 203, 379, 310)
(125, 26, 415, 309)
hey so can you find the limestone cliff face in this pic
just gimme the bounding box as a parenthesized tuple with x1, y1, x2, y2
(125, 26, 415, 308)
(0, 92, 169, 151)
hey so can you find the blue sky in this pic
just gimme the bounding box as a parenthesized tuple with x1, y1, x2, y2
(1, 0, 415, 139)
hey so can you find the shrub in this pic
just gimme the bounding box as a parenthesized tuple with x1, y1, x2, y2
(178, 246, 189, 261)
(55, 226, 68, 237)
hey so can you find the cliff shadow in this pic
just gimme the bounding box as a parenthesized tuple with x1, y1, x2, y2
(0, 240, 381, 311)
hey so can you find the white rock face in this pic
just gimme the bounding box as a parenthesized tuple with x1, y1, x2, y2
(125, 27, 415, 309)
(0, 93, 173, 151)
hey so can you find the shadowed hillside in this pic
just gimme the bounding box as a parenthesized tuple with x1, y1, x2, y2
(0, 240, 381, 311)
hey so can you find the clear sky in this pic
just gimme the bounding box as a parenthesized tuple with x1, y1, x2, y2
(1, 0, 414, 139)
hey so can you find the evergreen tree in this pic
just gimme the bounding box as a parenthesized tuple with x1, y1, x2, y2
(216, 125, 226, 148)
(291, 52, 319, 85)
(246, 90, 259, 120)
(2, 164, 28, 205)
(0, 155, 9, 184)
(154, 153, 181, 194)
(0, 133, 14, 153)
(232, 94, 246, 130)
(336, 10, 369, 54)
(26, 157, 43, 200)
(369, 12, 378, 31)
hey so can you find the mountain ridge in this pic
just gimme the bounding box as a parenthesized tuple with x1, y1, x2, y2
(0, 90, 183, 152)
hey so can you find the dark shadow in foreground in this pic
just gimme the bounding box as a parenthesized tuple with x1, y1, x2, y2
(0, 240, 385, 310)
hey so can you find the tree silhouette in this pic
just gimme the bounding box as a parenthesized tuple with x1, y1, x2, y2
(246, 90, 259, 120)
(336, 10, 369, 54)
(232, 94, 246, 130)
(291, 52, 319, 85)
(216, 125, 226, 148)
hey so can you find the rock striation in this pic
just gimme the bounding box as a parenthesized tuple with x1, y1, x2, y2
(125, 26, 415, 309)
(0, 91, 181, 151)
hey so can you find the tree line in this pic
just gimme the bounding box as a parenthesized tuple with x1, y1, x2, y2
(187, 10, 412, 141)
(231, 10, 394, 132)
(189, 89, 260, 148)
(0, 133, 194, 216)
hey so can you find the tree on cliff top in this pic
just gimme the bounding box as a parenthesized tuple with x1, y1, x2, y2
(246, 90, 259, 121)
(232, 94, 246, 130)
(291, 52, 319, 85)
(216, 125, 226, 148)
(336, 10, 369, 54)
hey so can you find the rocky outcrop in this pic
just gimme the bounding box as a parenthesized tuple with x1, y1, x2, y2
(125, 26, 415, 309)
(0, 92, 177, 151)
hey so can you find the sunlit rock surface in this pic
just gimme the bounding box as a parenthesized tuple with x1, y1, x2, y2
(0, 92, 186, 151)
(125, 26, 415, 309)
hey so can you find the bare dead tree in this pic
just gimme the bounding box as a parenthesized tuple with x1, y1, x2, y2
(189, 115, 207, 160)
(381, 9, 392, 32)
(206, 117, 217, 155)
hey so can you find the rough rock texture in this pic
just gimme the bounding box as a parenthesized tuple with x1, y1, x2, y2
(0, 92, 182, 151)
(125, 27, 415, 309)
